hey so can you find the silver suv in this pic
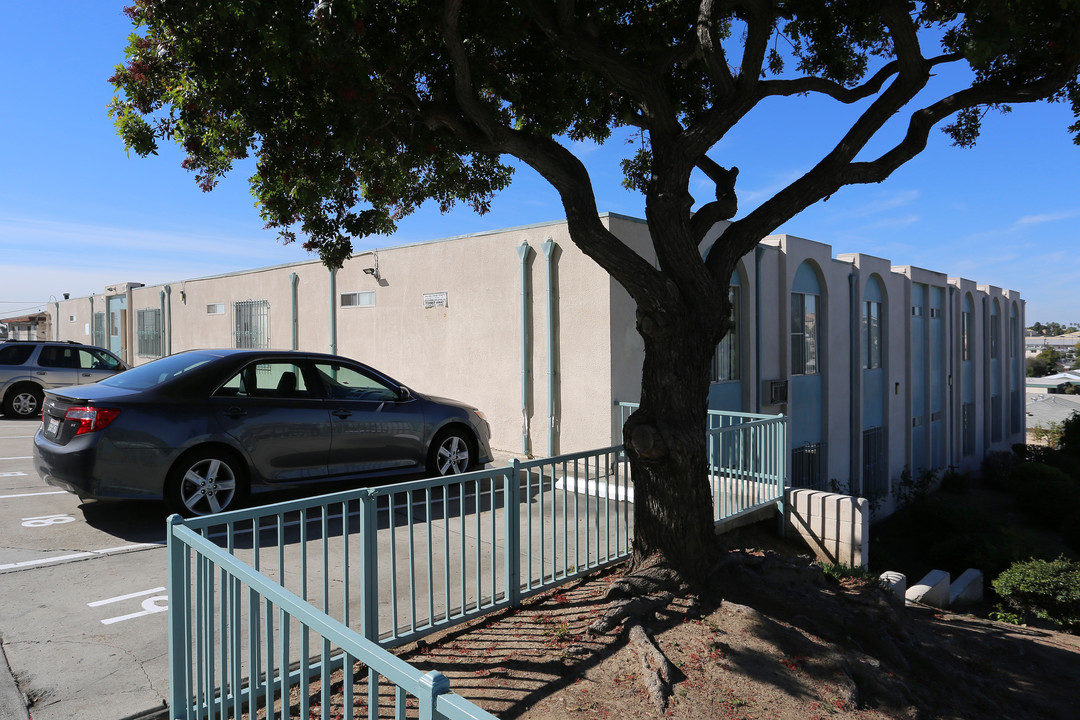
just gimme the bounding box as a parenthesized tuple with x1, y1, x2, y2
(0, 341, 127, 418)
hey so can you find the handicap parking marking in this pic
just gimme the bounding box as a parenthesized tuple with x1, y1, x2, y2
(90, 587, 168, 625)
(21, 513, 76, 527)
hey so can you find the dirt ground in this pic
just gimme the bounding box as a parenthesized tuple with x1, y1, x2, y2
(284, 526, 1080, 720)
(390, 533, 1080, 720)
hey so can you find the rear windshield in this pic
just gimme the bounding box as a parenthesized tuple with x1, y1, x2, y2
(99, 352, 216, 390)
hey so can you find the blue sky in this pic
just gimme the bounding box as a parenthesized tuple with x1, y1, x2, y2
(2, 3, 1079, 325)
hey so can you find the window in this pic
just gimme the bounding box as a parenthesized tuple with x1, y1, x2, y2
(863, 300, 882, 369)
(962, 402, 976, 456)
(234, 300, 270, 349)
(92, 312, 106, 348)
(962, 295, 974, 361)
(0, 344, 34, 365)
(990, 300, 1000, 359)
(712, 287, 739, 382)
(341, 291, 375, 308)
(207, 303, 225, 315)
(215, 362, 313, 399)
(791, 292, 819, 375)
(313, 361, 400, 401)
(136, 308, 163, 358)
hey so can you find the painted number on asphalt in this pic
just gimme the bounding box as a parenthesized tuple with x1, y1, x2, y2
(21, 514, 76, 528)
(88, 587, 168, 625)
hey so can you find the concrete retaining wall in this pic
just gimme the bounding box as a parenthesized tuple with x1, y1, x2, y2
(784, 488, 869, 569)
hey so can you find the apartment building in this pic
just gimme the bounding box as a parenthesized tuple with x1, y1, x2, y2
(49, 213, 1025, 514)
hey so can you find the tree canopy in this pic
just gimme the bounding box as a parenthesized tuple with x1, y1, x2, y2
(112, 0, 1080, 579)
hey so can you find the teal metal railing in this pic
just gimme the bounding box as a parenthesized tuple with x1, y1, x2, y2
(167, 409, 784, 719)
(167, 447, 632, 719)
(615, 402, 787, 524)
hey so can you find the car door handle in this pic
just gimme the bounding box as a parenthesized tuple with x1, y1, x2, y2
(224, 407, 248, 418)
(333, 409, 353, 419)
(36, 371, 47, 375)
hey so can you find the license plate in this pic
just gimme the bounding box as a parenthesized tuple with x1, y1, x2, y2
(46, 417, 59, 437)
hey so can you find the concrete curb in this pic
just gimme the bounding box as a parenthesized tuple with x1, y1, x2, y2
(0, 638, 30, 720)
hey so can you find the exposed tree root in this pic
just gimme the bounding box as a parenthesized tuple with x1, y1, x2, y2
(586, 555, 693, 714)
(628, 622, 679, 713)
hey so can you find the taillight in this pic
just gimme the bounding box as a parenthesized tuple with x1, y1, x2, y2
(64, 407, 121, 435)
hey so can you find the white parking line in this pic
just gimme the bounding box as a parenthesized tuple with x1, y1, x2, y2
(0, 491, 67, 499)
(88, 586, 167, 607)
(0, 542, 162, 571)
(0, 436, 37, 440)
(0, 456, 31, 460)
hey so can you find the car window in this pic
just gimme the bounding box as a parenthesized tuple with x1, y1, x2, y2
(0, 344, 34, 365)
(39, 346, 79, 369)
(78, 348, 122, 370)
(100, 353, 214, 390)
(313, 362, 399, 402)
(214, 362, 314, 399)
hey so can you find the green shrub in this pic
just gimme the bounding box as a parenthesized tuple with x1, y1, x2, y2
(992, 556, 1080, 631)
(1009, 463, 1079, 530)
(981, 451, 1018, 490)
(1061, 412, 1080, 459)
(940, 468, 970, 494)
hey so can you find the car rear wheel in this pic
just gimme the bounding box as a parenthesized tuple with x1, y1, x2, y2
(427, 428, 476, 476)
(3, 385, 43, 418)
(166, 448, 248, 517)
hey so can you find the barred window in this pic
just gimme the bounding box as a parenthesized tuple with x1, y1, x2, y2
(712, 287, 739, 382)
(92, 312, 106, 348)
(136, 308, 163, 358)
(791, 292, 819, 375)
(234, 300, 270, 349)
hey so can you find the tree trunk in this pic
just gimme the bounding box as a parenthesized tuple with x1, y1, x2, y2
(623, 309, 720, 582)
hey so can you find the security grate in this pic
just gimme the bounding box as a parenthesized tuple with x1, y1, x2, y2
(862, 427, 888, 500)
(791, 441, 826, 490)
(234, 299, 270, 349)
(136, 308, 163, 358)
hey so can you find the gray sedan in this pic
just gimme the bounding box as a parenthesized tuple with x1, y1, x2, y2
(34, 349, 491, 516)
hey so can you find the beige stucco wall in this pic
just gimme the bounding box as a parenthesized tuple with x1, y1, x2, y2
(51, 216, 652, 456)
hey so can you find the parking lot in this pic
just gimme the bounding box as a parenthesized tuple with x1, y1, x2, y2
(0, 416, 175, 720)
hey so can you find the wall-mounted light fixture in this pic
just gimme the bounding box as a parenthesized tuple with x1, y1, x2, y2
(362, 252, 381, 281)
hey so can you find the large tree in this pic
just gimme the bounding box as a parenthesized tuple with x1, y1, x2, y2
(112, 1, 1080, 584)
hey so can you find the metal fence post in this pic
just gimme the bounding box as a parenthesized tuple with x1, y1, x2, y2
(166, 514, 190, 720)
(505, 460, 522, 608)
(776, 415, 788, 537)
(357, 489, 379, 642)
(417, 670, 450, 720)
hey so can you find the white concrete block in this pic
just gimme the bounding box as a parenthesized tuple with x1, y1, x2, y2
(879, 571, 906, 600)
(906, 569, 951, 608)
(949, 568, 984, 607)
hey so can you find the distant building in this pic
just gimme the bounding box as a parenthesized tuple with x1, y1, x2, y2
(48, 215, 1025, 517)
(1025, 392, 1080, 444)
(1026, 370, 1080, 394)
(0, 313, 49, 341)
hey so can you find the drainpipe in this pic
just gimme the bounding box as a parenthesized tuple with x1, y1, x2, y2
(541, 238, 557, 456)
(89, 296, 95, 344)
(754, 246, 764, 413)
(289, 273, 299, 350)
(53, 299, 60, 340)
(163, 286, 172, 356)
(849, 272, 860, 495)
(159, 290, 166, 357)
(329, 267, 338, 355)
(517, 241, 533, 456)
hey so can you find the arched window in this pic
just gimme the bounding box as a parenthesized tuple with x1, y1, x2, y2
(712, 270, 740, 382)
(791, 262, 821, 375)
(863, 275, 884, 369)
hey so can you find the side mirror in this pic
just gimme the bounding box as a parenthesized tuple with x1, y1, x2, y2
(398, 386, 412, 401)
